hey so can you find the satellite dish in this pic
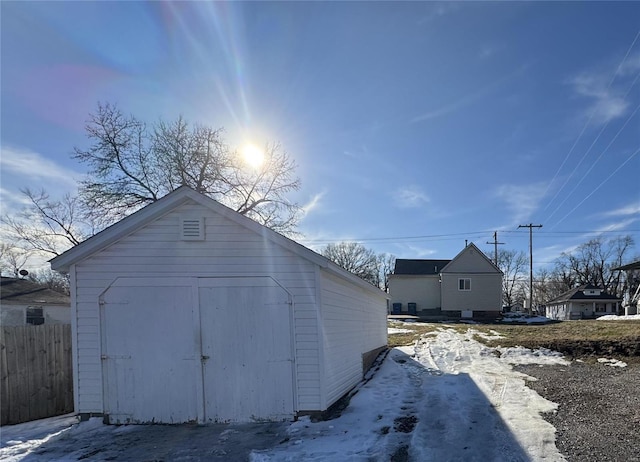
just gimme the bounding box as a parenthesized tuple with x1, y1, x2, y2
(19, 269, 29, 277)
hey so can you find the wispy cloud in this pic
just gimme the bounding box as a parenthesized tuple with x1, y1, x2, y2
(569, 51, 640, 126)
(0, 146, 82, 187)
(393, 185, 430, 209)
(412, 63, 530, 123)
(402, 244, 437, 259)
(301, 191, 325, 218)
(600, 201, 640, 218)
(417, 2, 460, 25)
(478, 42, 505, 60)
(570, 73, 630, 125)
(617, 52, 640, 77)
(343, 145, 370, 159)
(494, 182, 547, 226)
(592, 218, 638, 234)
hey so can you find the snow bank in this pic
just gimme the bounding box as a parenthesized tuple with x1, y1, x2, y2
(500, 314, 553, 324)
(597, 314, 640, 321)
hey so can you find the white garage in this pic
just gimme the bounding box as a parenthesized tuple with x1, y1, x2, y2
(51, 187, 388, 424)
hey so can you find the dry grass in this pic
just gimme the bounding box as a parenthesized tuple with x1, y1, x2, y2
(388, 320, 640, 360)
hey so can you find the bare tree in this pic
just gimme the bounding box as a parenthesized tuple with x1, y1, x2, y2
(533, 267, 567, 306)
(490, 249, 528, 308)
(378, 253, 396, 292)
(74, 103, 301, 234)
(0, 188, 107, 258)
(0, 243, 31, 277)
(321, 242, 380, 286)
(554, 236, 634, 298)
(27, 268, 70, 294)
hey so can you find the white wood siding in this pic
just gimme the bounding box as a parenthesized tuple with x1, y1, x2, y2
(388, 275, 441, 312)
(73, 200, 321, 414)
(318, 271, 387, 409)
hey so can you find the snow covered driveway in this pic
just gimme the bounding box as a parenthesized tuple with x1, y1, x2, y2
(255, 328, 567, 461)
(1, 328, 568, 461)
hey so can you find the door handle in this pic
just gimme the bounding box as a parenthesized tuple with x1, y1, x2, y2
(201, 355, 210, 361)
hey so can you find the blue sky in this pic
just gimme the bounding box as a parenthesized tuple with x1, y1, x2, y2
(1, 1, 639, 270)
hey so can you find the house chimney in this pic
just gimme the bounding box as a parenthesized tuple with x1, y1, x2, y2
(465, 240, 468, 247)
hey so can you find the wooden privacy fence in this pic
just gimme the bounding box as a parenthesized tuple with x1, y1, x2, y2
(1, 324, 73, 425)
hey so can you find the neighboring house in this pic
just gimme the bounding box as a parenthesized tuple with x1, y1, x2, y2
(388, 259, 450, 316)
(50, 186, 388, 425)
(545, 284, 622, 320)
(389, 243, 503, 320)
(0, 277, 70, 326)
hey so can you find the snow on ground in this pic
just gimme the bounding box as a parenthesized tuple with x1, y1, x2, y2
(253, 328, 566, 461)
(0, 414, 79, 449)
(388, 327, 413, 334)
(500, 314, 553, 324)
(597, 314, 640, 321)
(597, 358, 628, 368)
(1, 329, 568, 461)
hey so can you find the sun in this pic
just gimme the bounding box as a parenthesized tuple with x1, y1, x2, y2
(241, 143, 265, 168)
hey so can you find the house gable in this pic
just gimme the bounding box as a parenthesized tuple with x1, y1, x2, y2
(441, 243, 501, 274)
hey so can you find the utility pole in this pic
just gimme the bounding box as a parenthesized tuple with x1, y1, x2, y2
(518, 223, 542, 316)
(486, 231, 505, 266)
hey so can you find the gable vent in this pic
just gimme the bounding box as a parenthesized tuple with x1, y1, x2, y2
(181, 217, 204, 241)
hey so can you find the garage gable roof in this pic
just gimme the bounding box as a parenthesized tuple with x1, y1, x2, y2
(49, 187, 384, 295)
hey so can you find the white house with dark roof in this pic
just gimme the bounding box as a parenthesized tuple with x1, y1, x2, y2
(545, 284, 622, 320)
(389, 243, 502, 320)
(388, 259, 450, 316)
(0, 277, 70, 326)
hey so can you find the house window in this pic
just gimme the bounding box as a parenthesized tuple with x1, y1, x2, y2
(596, 303, 606, 312)
(458, 278, 471, 291)
(26, 307, 44, 325)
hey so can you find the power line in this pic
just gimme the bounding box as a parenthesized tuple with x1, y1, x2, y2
(301, 228, 639, 244)
(539, 29, 640, 216)
(552, 145, 640, 229)
(545, 100, 640, 226)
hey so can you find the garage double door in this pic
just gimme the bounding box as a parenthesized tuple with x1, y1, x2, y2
(100, 277, 295, 424)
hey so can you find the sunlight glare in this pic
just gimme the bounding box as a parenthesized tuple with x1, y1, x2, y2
(242, 143, 265, 168)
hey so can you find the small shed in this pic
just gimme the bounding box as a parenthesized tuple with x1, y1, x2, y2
(0, 277, 70, 326)
(50, 187, 388, 424)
